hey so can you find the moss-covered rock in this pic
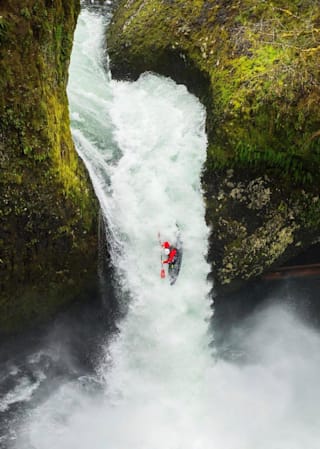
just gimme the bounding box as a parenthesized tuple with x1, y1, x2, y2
(107, 0, 320, 293)
(0, 0, 99, 333)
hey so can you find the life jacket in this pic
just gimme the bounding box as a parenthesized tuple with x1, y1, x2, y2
(164, 246, 177, 265)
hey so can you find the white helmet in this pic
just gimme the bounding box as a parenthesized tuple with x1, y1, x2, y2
(164, 248, 170, 255)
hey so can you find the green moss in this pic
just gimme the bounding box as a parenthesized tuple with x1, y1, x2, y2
(108, 0, 320, 185)
(0, 0, 99, 334)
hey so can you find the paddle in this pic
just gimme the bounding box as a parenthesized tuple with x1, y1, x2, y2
(158, 232, 166, 279)
(160, 255, 166, 279)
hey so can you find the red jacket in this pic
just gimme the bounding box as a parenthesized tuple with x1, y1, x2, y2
(163, 248, 177, 264)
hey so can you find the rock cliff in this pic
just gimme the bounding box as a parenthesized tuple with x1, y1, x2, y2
(107, 0, 320, 293)
(0, 0, 99, 333)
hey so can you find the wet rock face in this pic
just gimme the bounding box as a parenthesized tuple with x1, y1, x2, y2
(107, 0, 320, 292)
(204, 169, 320, 293)
(0, 0, 99, 333)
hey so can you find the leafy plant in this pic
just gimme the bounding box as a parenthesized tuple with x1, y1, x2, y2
(20, 8, 31, 20)
(0, 16, 8, 42)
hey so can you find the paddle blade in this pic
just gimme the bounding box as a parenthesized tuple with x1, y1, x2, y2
(160, 268, 166, 279)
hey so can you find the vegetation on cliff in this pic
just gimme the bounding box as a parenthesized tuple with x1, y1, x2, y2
(107, 0, 320, 292)
(0, 0, 99, 333)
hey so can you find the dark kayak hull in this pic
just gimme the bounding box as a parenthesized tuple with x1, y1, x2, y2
(168, 237, 183, 285)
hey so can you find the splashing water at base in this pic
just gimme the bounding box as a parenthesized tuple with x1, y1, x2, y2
(11, 9, 320, 449)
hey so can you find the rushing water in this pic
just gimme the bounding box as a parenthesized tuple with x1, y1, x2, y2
(2, 7, 320, 449)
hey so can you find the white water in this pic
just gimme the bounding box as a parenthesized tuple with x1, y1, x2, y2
(9, 8, 320, 449)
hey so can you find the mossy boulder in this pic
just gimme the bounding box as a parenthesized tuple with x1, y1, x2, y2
(107, 0, 320, 293)
(0, 0, 99, 333)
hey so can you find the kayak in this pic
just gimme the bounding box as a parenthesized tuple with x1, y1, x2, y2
(168, 234, 183, 285)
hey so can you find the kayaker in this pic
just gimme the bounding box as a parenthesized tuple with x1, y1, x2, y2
(162, 241, 177, 265)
